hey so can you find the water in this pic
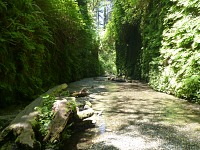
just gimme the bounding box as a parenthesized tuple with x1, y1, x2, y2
(98, 115, 106, 134)
(62, 77, 200, 150)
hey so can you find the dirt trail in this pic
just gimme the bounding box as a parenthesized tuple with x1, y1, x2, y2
(64, 77, 200, 150)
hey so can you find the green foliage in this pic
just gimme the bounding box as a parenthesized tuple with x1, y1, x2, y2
(148, 0, 200, 102)
(105, 0, 199, 102)
(0, 0, 101, 106)
(36, 95, 55, 136)
(60, 90, 70, 97)
(140, 0, 170, 81)
(36, 96, 77, 149)
(103, 0, 149, 78)
(99, 24, 117, 75)
(0, 0, 52, 105)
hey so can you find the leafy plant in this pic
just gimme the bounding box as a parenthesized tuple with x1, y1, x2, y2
(36, 95, 55, 136)
(104, 0, 200, 103)
(0, 0, 101, 107)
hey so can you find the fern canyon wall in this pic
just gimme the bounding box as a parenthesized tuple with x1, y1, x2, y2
(0, 0, 199, 106)
(105, 0, 199, 103)
(0, 0, 101, 107)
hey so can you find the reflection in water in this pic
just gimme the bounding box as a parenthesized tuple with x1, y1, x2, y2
(98, 115, 106, 134)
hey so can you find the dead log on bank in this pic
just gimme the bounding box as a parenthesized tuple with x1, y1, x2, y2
(43, 98, 74, 143)
(108, 77, 126, 82)
(0, 84, 95, 150)
(0, 84, 68, 149)
(43, 98, 95, 143)
(77, 108, 94, 120)
(71, 88, 89, 97)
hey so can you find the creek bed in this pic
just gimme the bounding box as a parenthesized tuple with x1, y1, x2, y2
(61, 77, 200, 150)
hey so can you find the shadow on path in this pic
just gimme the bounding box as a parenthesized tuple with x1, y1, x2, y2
(62, 77, 200, 150)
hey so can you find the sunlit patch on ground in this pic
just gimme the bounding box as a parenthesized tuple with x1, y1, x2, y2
(64, 77, 200, 150)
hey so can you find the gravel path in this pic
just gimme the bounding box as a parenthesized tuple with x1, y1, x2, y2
(64, 77, 200, 150)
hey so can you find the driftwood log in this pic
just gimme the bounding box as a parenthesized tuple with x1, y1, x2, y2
(108, 76, 126, 82)
(42, 99, 94, 144)
(43, 98, 74, 143)
(0, 84, 68, 149)
(71, 88, 89, 97)
(0, 84, 95, 150)
(76, 101, 94, 120)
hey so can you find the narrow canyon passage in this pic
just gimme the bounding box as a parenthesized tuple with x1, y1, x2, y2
(64, 77, 200, 150)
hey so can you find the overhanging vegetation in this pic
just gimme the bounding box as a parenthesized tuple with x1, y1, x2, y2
(103, 0, 200, 103)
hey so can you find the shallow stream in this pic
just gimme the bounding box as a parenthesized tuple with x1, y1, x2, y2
(62, 77, 200, 150)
